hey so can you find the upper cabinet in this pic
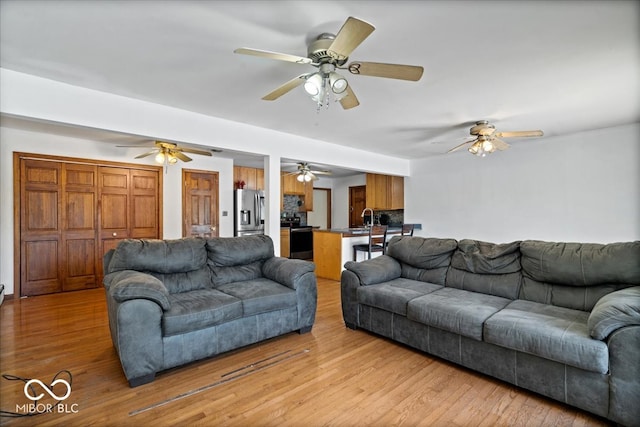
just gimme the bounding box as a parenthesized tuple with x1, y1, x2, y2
(281, 172, 314, 211)
(233, 166, 263, 190)
(281, 172, 306, 195)
(366, 173, 404, 210)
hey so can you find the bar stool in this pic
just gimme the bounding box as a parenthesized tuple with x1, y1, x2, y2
(402, 223, 415, 236)
(352, 225, 388, 261)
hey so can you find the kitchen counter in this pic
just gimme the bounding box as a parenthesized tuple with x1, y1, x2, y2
(313, 226, 418, 280)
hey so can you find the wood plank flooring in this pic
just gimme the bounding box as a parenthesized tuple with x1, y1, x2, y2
(0, 279, 612, 426)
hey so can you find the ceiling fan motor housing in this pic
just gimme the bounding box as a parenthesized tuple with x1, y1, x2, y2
(470, 120, 495, 136)
(307, 33, 347, 66)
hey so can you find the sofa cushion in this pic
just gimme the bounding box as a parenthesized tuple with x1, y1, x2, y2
(387, 237, 458, 268)
(357, 278, 442, 316)
(520, 240, 640, 286)
(210, 261, 264, 287)
(386, 236, 458, 285)
(108, 237, 207, 274)
(162, 289, 243, 336)
(216, 278, 297, 316)
(518, 240, 640, 311)
(451, 240, 521, 274)
(407, 288, 511, 341)
(206, 235, 274, 267)
(484, 299, 609, 374)
(588, 286, 640, 340)
(446, 240, 522, 300)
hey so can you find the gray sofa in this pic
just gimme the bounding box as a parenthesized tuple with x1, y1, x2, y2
(341, 236, 640, 426)
(103, 235, 317, 387)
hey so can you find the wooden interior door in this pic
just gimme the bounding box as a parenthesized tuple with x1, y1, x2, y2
(349, 185, 366, 228)
(183, 170, 219, 238)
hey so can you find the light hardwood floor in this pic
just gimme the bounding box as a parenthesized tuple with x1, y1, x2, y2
(0, 279, 611, 426)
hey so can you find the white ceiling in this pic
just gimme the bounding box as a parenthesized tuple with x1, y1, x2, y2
(1, 1, 639, 170)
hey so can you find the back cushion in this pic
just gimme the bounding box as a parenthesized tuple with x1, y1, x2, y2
(519, 240, 640, 311)
(386, 236, 458, 285)
(446, 240, 522, 299)
(107, 237, 210, 293)
(206, 235, 274, 286)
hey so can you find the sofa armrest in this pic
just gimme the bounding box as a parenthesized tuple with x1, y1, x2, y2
(262, 257, 315, 290)
(105, 270, 171, 311)
(344, 255, 401, 286)
(588, 286, 640, 340)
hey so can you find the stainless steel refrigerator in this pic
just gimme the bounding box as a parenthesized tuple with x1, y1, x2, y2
(234, 189, 265, 236)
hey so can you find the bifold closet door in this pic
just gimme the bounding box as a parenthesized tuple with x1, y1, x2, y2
(20, 159, 98, 296)
(18, 156, 161, 297)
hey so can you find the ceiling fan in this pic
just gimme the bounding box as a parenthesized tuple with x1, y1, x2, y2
(117, 141, 215, 165)
(234, 16, 424, 110)
(285, 162, 333, 182)
(447, 121, 544, 157)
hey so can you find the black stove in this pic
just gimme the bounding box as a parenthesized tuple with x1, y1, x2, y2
(281, 217, 313, 259)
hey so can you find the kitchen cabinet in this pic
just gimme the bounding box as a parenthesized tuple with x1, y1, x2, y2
(233, 166, 263, 190)
(280, 228, 290, 258)
(281, 172, 314, 211)
(366, 173, 404, 210)
(281, 172, 305, 195)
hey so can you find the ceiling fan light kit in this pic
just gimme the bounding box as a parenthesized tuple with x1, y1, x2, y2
(234, 16, 424, 111)
(447, 121, 544, 157)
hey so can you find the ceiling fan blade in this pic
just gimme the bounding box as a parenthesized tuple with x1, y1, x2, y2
(134, 150, 158, 159)
(310, 170, 332, 176)
(262, 74, 308, 101)
(494, 130, 544, 138)
(307, 171, 318, 181)
(172, 151, 192, 162)
(234, 48, 312, 64)
(340, 85, 360, 109)
(177, 147, 213, 157)
(347, 61, 424, 81)
(328, 16, 375, 60)
(447, 139, 476, 153)
(492, 137, 511, 151)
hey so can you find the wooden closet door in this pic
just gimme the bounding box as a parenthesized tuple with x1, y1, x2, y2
(62, 163, 98, 291)
(20, 160, 98, 296)
(20, 159, 63, 296)
(97, 167, 161, 280)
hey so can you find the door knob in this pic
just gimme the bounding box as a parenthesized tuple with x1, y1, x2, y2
(112, 232, 117, 237)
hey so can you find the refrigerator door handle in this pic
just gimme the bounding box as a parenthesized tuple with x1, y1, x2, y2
(255, 192, 260, 227)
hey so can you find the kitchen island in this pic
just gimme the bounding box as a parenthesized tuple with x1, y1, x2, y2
(313, 227, 405, 280)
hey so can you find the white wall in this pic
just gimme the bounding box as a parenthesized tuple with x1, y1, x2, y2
(405, 123, 640, 243)
(331, 174, 367, 229)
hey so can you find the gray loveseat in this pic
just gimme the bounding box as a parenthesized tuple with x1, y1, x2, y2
(103, 235, 317, 387)
(341, 236, 640, 426)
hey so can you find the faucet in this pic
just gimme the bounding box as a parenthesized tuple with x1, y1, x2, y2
(361, 208, 374, 227)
